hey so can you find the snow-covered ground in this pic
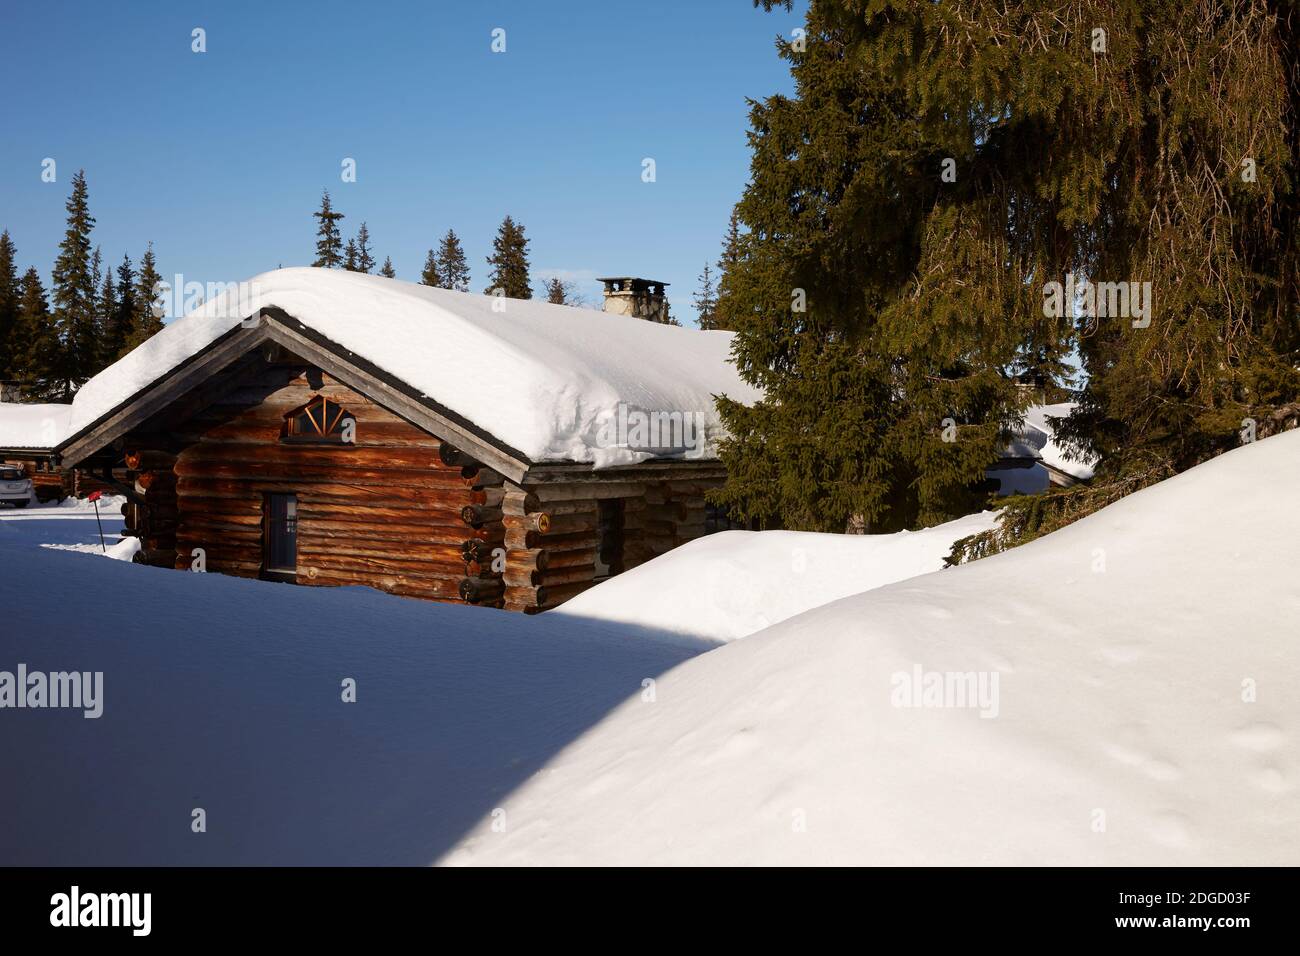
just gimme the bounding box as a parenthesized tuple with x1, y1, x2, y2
(0, 495, 126, 550)
(0, 501, 703, 865)
(8, 494, 141, 560)
(445, 431, 1300, 866)
(557, 511, 997, 643)
(4, 432, 1296, 866)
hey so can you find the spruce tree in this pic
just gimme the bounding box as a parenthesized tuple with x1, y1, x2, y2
(693, 262, 718, 330)
(343, 238, 359, 272)
(420, 248, 441, 287)
(484, 216, 531, 299)
(12, 268, 53, 392)
(89, 246, 102, 305)
(0, 230, 19, 378)
(379, 256, 396, 279)
(49, 169, 98, 397)
(437, 229, 470, 292)
(729, 0, 1299, 548)
(354, 222, 375, 274)
(312, 190, 345, 268)
(1049, 1, 1300, 484)
(104, 254, 135, 364)
(717, 211, 741, 278)
(713, 3, 1045, 533)
(95, 264, 117, 375)
(122, 243, 164, 356)
(544, 277, 567, 304)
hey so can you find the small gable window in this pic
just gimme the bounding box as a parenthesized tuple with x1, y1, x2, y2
(283, 396, 355, 444)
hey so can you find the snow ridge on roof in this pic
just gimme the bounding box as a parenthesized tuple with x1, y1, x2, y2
(68, 268, 761, 467)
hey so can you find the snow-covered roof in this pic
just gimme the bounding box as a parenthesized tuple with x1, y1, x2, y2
(0, 402, 72, 451)
(1021, 402, 1096, 480)
(67, 268, 762, 468)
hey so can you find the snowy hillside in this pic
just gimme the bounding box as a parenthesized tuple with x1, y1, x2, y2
(557, 511, 997, 643)
(445, 431, 1300, 866)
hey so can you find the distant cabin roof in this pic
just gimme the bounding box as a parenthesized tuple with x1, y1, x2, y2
(996, 402, 1095, 481)
(66, 268, 759, 468)
(0, 402, 72, 452)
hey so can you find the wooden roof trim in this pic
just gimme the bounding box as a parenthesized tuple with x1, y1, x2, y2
(59, 322, 272, 465)
(521, 459, 726, 485)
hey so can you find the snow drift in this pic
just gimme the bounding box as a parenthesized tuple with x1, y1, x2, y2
(557, 511, 997, 643)
(65, 268, 761, 467)
(0, 510, 701, 865)
(445, 430, 1300, 865)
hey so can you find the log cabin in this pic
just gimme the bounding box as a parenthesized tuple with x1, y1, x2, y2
(49, 268, 762, 612)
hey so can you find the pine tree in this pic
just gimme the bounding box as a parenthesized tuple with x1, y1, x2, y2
(312, 190, 345, 268)
(437, 229, 470, 292)
(379, 256, 396, 279)
(484, 216, 531, 299)
(49, 169, 98, 397)
(544, 277, 567, 304)
(0, 230, 19, 378)
(122, 243, 163, 356)
(354, 223, 375, 274)
(343, 238, 359, 272)
(420, 249, 441, 287)
(12, 268, 53, 391)
(693, 262, 718, 330)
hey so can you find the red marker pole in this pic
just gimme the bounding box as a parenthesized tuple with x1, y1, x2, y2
(88, 489, 106, 553)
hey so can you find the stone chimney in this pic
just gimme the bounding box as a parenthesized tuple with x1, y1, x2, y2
(597, 276, 671, 324)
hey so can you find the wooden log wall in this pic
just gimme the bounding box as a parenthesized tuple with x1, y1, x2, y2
(123, 363, 504, 605)
(112, 352, 732, 613)
(499, 474, 725, 613)
(123, 454, 178, 566)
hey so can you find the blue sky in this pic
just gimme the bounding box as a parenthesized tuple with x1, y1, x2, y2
(0, 0, 805, 326)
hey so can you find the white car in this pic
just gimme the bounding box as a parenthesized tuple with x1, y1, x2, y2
(0, 464, 34, 508)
